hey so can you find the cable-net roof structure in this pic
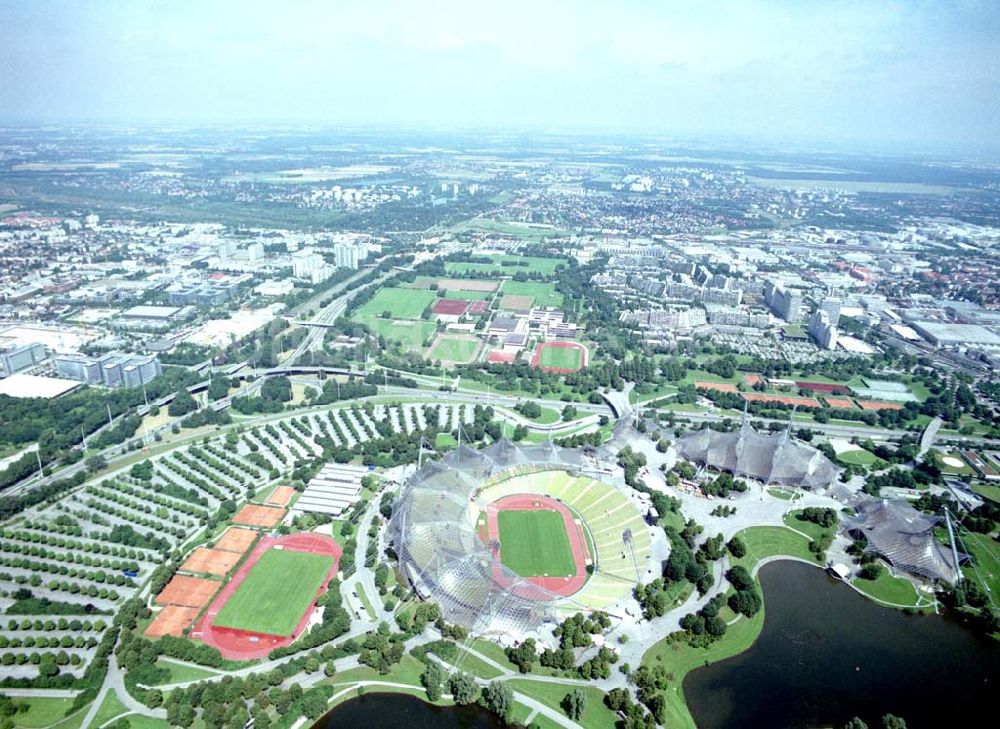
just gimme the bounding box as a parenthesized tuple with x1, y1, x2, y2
(846, 499, 958, 583)
(387, 439, 590, 636)
(676, 417, 838, 489)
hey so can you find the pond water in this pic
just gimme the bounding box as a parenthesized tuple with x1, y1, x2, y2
(314, 692, 503, 729)
(314, 562, 998, 728)
(684, 560, 999, 728)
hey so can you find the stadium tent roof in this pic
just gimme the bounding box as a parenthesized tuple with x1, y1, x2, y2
(845, 499, 958, 583)
(388, 439, 594, 636)
(676, 417, 838, 489)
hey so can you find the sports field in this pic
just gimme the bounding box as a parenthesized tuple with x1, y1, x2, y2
(429, 334, 480, 363)
(353, 287, 437, 320)
(365, 319, 436, 347)
(445, 255, 567, 276)
(498, 509, 576, 577)
(499, 280, 563, 307)
(539, 344, 583, 370)
(212, 549, 333, 636)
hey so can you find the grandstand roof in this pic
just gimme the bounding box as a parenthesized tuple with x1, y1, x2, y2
(675, 415, 838, 489)
(388, 439, 597, 636)
(845, 499, 958, 583)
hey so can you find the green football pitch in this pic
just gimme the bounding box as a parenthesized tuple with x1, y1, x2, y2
(431, 336, 480, 363)
(212, 549, 333, 636)
(353, 287, 437, 320)
(539, 345, 583, 370)
(498, 509, 576, 577)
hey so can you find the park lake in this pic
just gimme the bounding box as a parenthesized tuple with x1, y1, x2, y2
(316, 561, 998, 729)
(684, 561, 999, 728)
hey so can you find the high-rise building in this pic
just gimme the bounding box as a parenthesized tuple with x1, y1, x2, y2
(764, 282, 803, 323)
(808, 310, 839, 350)
(0, 342, 46, 375)
(55, 354, 102, 384)
(55, 351, 162, 388)
(820, 298, 842, 327)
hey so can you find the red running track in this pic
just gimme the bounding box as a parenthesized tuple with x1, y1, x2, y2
(485, 493, 589, 598)
(529, 340, 588, 374)
(191, 532, 342, 661)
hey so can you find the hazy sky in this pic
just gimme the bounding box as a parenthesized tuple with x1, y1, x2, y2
(1, 0, 998, 150)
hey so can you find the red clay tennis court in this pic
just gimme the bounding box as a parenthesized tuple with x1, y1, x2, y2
(214, 527, 258, 554)
(144, 605, 200, 638)
(743, 392, 821, 408)
(695, 381, 738, 393)
(264, 486, 296, 508)
(180, 547, 242, 576)
(825, 397, 858, 409)
(858, 400, 904, 411)
(233, 504, 286, 528)
(155, 575, 220, 609)
(191, 532, 342, 660)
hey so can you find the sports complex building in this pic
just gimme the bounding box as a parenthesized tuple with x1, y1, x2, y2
(676, 417, 838, 490)
(388, 439, 654, 639)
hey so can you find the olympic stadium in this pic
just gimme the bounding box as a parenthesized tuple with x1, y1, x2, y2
(387, 439, 654, 639)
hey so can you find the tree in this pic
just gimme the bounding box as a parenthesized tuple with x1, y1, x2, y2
(168, 388, 197, 417)
(505, 638, 538, 673)
(844, 719, 869, 729)
(561, 404, 578, 421)
(562, 689, 587, 720)
(882, 715, 907, 729)
(85, 455, 107, 474)
(727, 536, 747, 558)
(729, 588, 762, 617)
(37, 653, 58, 677)
(481, 681, 514, 723)
(421, 662, 443, 701)
(448, 672, 479, 705)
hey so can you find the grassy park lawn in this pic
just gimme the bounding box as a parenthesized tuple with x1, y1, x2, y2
(538, 345, 583, 370)
(355, 583, 377, 621)
(958, 528, 1000, 599)
(435, 432, 457, 449)
(631, 382, 680, 404)
(92, 691, 130, 727)
(736, 525, 815, 564)
(680, 368, 743, 386)
(507, 681, 617, 729)
(363, 319, 436, 348)
(851, 570, 926, 608)
(782, 510, 836, 543)
(767, 487, 797, 501)
(971, 482, 1000, 503)
(836, 448, 880, 466)
(498, 509, 576, 577)
(353, 287, 437, 319)
(110, 716, 168, 729)
(150, 656, 220, 684)
(443, 289, 492, 300)
(213, 549, 333, 636)
(11, 698, 84, 729)
(446, 254, 568, 276)
(499, 280, 563, 307)
(521, 405, 561, 425)
(643, 605, 766, 729)
(429, 335, 480, 363)
(930, 449, 975, 475)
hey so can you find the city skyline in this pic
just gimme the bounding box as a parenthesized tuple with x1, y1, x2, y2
(1, 0, 999, 153)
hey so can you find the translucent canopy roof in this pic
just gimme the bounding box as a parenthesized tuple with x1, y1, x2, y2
(676, 419, 838, 489)
(388, 440, 589, 635)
